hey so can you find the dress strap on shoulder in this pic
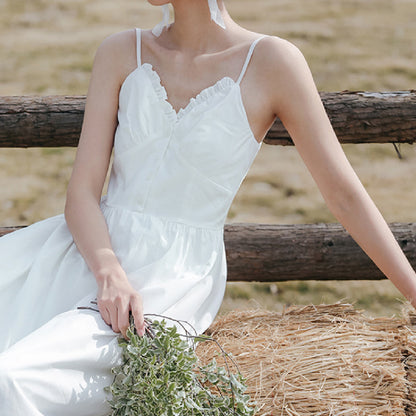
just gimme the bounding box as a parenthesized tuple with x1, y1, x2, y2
(135, 28, 142, 66)
(236, 35, 268, 85)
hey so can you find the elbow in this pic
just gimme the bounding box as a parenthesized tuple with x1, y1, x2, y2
(324, 185, 363, 222)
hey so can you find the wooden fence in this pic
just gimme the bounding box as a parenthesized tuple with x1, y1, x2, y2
(1, 91, 416, 281)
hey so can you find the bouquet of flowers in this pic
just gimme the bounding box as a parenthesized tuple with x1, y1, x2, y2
(106, 314, 258, 416)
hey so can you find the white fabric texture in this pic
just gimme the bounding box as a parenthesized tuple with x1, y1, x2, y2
(152, 0, 226, 37)
(0, 27, 266, 415)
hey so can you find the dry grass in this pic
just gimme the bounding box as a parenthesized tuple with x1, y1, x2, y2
(1, 0, 415, 316)
(196, 302, 416, 415)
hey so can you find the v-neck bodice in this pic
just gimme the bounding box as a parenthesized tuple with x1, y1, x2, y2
(140, 62, 236, 123)
(104, 28, 267, 229)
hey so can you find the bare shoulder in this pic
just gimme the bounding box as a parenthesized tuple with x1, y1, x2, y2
(92, 29, 138, 87)
(250, 34, 317, 117)
(230, 31, 307, 88)
(253, 35, 310, 84)
(257, 35, 305, 63)
(96, 28, 136, 59)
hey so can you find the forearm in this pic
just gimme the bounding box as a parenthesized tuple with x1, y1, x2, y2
(64, 191, 122, 283)
(65, 192, 145, 336)
(328, 183, 416, 308)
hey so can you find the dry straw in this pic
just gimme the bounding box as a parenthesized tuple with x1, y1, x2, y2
(196, 302, 416, 415)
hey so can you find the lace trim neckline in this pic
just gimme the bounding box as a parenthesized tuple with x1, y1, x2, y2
(141, 62, 236, 123)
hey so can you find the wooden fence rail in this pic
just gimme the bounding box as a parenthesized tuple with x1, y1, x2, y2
(1, 223, 415, 281)
(1, 92, 415, 281)
(0, 91, 415, 147)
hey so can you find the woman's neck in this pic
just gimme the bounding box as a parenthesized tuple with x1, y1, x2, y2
(165, 0, 232, 53)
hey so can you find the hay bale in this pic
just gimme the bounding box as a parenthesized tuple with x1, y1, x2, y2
(196, 302, 416, 415)
(401, 305, 416, 415)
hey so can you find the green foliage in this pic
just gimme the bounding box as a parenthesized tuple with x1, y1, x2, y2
(106, 317, 258, 416)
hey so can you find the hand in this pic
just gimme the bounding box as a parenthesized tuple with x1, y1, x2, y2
(96, 267, 146, 339)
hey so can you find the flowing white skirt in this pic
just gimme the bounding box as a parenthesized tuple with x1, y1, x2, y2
(0, 199, 227, 415)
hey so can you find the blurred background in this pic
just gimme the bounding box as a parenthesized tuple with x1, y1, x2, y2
(1, 0, 415, 317)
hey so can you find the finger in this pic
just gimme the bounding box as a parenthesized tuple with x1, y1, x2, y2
(118, 302, 130, 339)
(108, 305, 120, 334)
(131, 296, 145, 336)
(100, 307, 111, 326)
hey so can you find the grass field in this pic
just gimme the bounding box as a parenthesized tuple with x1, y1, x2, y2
(1, 0, 415, 318)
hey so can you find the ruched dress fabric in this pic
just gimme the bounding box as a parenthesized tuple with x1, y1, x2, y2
(0, 28, 266, 415)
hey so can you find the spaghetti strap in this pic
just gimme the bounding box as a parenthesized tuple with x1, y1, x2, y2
(236, 35, 268, 85)
(135, 28, 142, 67)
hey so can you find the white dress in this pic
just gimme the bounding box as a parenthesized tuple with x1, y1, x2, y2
(0, 28, 266, 415)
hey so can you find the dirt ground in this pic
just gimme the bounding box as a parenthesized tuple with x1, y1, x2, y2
(1, 0, 415, 317)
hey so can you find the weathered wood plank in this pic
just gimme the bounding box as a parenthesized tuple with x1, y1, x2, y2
(0, 96, 85, 148)
(266, 90, 416, 145)
(223, 222, 416, 281)
(0, 91, 415, 147)
(2, 223, 415, 281)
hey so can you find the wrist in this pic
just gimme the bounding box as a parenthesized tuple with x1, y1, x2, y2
(89, 248, 123, 281)
(401, 275, 416, 311)
(95, 265, 127, 284)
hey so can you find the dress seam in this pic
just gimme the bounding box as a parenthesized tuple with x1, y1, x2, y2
(101, 199, 224, 232)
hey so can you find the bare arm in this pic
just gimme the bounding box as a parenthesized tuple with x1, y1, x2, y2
(267, 37, 416, 307)
(64, 30, 145, 338)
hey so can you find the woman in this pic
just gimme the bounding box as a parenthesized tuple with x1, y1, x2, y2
(1, 0, 416, 414)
